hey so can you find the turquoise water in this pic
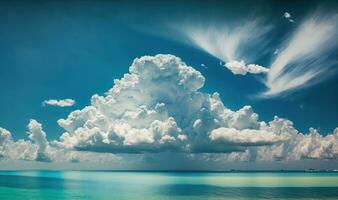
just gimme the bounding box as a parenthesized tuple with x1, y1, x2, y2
(1, 171, 338, 199)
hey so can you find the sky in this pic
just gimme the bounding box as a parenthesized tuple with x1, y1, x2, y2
(0, 0, 338, 170)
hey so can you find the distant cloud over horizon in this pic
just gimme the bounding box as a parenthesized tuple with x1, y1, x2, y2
(43, 99, 75, 107)
(0, 120, 120, 163)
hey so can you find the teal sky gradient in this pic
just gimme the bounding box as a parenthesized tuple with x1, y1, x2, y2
(0, 0, 337, 142)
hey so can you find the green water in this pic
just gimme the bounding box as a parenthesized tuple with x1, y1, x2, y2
(0, 171, 338, 199)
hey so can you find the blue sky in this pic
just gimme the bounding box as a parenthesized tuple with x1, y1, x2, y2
(1, 0, 337, 140)
(0, 0, 338, 169)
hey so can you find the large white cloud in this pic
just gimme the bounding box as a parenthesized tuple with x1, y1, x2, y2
(1, 54, 337, 163)
(51, 54, 337, 160)
(53, 55, 277, 153)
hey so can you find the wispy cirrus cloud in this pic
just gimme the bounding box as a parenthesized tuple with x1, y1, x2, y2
(169, 11, 338, 97)
(262, 13, 338, 97)
(43, 99, 75, 107)
(174, 19, 272, 75)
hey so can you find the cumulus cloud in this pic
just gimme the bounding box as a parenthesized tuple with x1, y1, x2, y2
(50, 54, 337, 160)
(0, 128, 12, 159)
(263, 13, 338, 97)
(43, 99, 75, 107)
(0, 121, 119, 163)
(225, 60, 269, 75)
(1, 55, 337, 163)
(283, 12, 294, 23)
(1, 126, 37, 161)
(27, 119, 52, 162)
(0, 128, 11, 146)
(225, 117, 338, 161)
(53, 55, 276, 153)
(173, 20, 272, 75)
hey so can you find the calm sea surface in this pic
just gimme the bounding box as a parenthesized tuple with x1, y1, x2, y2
(0, 171, 338, 200)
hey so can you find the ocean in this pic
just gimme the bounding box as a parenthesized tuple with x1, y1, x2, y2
(0, 171, 338, 199)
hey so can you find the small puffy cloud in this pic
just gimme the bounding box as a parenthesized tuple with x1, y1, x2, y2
(283, 12, 294, 23)
(224, 60, 269, 75)
(43, 99, 75, 107)
(284, 12, 292, 18)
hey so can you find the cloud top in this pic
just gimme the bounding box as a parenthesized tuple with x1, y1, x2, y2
(27, 119, 52, 162)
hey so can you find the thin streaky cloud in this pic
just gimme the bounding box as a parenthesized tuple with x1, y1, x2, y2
(262, 13, 338, 97)
(173, 19, 272, 75)
(169, 11, 337, 96)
